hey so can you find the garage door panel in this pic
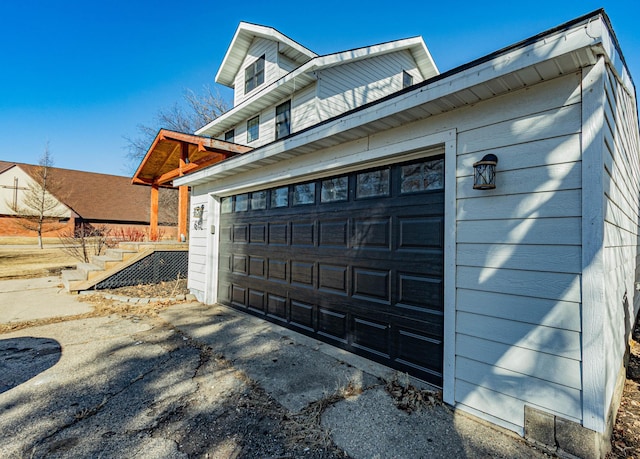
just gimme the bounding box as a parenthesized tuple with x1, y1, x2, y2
(318, 264, 348, 294)
(318, 308, 348, 343)
(352, 267, 391, 303)
(398, 273, 443, 311)
(231, 284, 246, 307)
(398, 216, 443, 249)
(291, 261, 315, 287)
(217, 156, 445, 385)
(268, 223, 289, 245)
(249, 224, 267, 244)
(395, 327, 443, 379)
(290, 299, 314, 331)
(267, 294, 287, 321)
(249, 256, 266, 278)
(319, 220, 349, 247)
(268, 259, 288, 282)
(352, 316, 390, 358)
(232, 254, 247, 274)
(220, 224, 232, 242)
(233, 224, 248, 242)
(292, 222, 315, 246)
(248, 289, 266, 314)
(353, 218, 391, 249)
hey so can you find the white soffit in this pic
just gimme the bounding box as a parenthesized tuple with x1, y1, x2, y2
(181, 13, 629, 188)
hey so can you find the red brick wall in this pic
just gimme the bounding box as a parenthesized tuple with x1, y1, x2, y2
(0, 216, 179, 241)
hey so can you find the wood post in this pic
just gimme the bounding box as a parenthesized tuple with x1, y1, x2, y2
(178, 142, 189, 241)
(150, 183, 159, 241)
(178, 185, 188, 241)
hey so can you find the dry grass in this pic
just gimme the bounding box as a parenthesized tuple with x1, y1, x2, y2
(0, 244, 78, 279)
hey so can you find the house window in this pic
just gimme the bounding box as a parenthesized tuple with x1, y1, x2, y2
(402, 70, 413, 88)
(224, 129, 235, 143)
(275, 100, 291, 140)
(247, 116, 260, 143)
(245, 55, 265, 94)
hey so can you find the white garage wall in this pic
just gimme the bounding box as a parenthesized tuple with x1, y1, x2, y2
(601, 61, 640, 426)
(186, 71, 587, 434)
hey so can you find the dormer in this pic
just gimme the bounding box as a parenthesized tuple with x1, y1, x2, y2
(216, 22, 317, 107)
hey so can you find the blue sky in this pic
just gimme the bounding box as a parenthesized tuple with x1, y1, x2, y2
(1, 0, 639, 177)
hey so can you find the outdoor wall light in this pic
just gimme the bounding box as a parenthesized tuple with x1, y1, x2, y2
(473, 154, 498, 190)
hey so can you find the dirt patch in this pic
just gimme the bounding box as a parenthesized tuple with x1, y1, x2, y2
(609, 321, 640, 458)
(94, 279, 190, 298)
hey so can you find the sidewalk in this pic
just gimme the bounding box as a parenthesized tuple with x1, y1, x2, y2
(0, 277, 92, 323)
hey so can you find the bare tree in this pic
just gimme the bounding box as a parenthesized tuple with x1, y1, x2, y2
(124, 85, 230, 168)
(58, 223, 110, 263)
(7, 144, 68, 248)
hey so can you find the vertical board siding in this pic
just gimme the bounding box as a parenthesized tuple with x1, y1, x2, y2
(453, 73, 584, 429)
(602, 64, 640, 418)
(234, 38, 278, 107)
(317, 50, 417, 119)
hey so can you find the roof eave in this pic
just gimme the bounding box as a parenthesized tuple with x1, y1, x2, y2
(178, 12, 624, 190)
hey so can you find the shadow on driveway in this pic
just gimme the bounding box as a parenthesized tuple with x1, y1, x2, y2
(0, 337, 61, 394)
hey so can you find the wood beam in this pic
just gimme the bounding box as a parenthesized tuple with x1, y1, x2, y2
(155, 152, 228, 185)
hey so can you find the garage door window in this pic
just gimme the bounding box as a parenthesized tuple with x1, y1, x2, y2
(293, 183, 315, 205)
(235, 194, 249, 212)
(400, 158, 444, 193)
(251, 191, 267, 210)
(356, 168, 390, 199)
(221, 197, 232, 214)
(321, 176, 348, 202)
(271, 187, 289, 208)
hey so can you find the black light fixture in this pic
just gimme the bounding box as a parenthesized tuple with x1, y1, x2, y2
(473, 154, 498, 190)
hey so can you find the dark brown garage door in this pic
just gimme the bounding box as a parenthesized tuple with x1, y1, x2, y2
(217, 156, 444, 385)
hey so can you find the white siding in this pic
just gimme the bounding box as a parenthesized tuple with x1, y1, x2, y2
(453, 72, 584, 433)
(233, 38, 279, 107)
(187, 193, 210, 299)
(316, 50, 419, 120)
(291, 82, 319, 132)
(277, 51, 298, 75)
(232, 83, 319, 148)
(601, 63, 640, 420)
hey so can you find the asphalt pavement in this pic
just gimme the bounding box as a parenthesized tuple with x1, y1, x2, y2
(0, 276, 552, 458)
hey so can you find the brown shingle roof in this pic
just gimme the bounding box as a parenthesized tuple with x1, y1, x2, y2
(6, 162, 175, 224)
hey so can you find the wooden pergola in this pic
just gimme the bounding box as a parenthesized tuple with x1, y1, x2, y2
(132, 129, 252, 241)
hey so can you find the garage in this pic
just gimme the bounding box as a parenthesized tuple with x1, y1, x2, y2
(217, 156, 445, 385)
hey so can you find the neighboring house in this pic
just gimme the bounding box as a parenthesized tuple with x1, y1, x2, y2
(174, 11, 640, 458)
(0, 161, 178, 238)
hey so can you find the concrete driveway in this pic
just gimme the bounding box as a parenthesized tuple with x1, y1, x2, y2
(0, 277, 551, 458)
